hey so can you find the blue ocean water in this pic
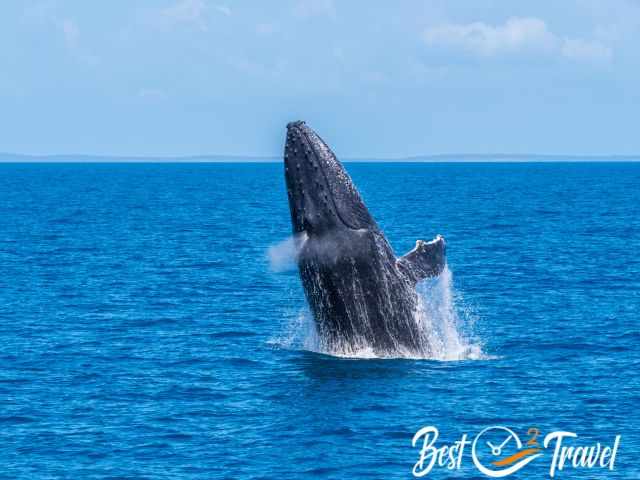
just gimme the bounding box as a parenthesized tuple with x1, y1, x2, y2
(0, 162, 638, 479)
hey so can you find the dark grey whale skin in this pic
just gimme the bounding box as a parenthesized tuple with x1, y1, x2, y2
(283, 121, 445, 356)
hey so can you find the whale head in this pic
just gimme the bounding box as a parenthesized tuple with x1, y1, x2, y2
(284, 121, 376, 237)
(283, 121, 402, 352)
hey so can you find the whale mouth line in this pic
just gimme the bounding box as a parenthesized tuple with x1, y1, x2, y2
(287, 123, 363, 233)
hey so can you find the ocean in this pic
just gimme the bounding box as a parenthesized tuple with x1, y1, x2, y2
(0, 162, 638, 478)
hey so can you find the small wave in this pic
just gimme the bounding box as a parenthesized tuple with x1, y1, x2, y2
(0, 415, 37, 424)
(271, 266, 489, 361)
(210, 330, 258, 339)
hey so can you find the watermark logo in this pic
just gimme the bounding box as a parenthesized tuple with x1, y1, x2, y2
(412, 425, 620, 478)
(471, 426, 543, 477)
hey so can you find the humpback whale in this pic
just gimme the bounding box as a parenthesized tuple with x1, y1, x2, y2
(283, 121, 446, 356)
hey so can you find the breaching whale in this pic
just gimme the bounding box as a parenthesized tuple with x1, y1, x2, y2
(283, 121, 446, 356)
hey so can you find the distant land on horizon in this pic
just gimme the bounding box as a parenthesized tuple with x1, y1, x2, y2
(1, 152, 639, 163)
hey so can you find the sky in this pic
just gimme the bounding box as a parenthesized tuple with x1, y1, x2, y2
(2, 0, 640, 158)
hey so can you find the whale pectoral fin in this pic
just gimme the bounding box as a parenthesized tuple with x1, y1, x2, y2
(397, 235, 446, 283)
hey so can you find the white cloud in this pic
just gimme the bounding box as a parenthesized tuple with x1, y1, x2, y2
(256, 23, 277, 36)
(154, 0, 231, 30)
(159, 0, 208, 30)
(138, 88, 167, 101)
(215, 5, 231, 17)
(60, 19, 80, 50)
(423, 17, 612, 64)
(424, 18, 555, 56)
(294, 0, 336, 19)
(54, 18, 99, 66)
(23, 1, 57, 23)
(561, 38, 612, 63)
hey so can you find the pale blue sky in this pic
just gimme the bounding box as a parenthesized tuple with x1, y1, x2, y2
(2, 1, 639, 157)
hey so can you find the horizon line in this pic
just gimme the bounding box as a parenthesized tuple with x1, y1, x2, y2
(1, 151, 640, 163)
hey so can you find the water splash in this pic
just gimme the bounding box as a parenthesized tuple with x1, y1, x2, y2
(413, 266, 485, 361)
(273, 265, 487, 361)
(267, 233, 308, 272)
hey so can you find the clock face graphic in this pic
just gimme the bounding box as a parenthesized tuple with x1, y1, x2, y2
(471, 426, 542, 478)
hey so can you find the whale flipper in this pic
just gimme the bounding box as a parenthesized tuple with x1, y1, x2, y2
(397, 236, 446, 283)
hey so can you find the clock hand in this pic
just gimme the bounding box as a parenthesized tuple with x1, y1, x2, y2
(487, 441, 502, 456)
(498, 434, 513, 450)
